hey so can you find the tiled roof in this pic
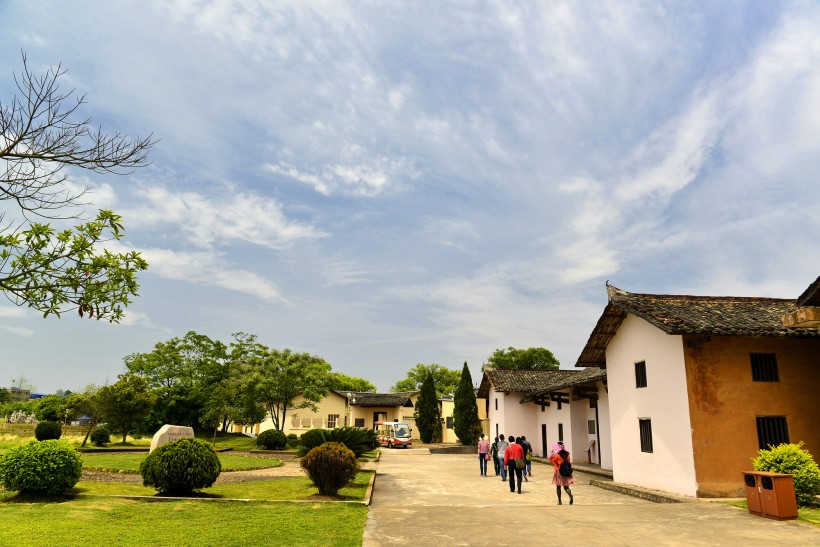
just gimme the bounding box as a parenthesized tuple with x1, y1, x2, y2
(520, 368, 607, 403)
(576, 283, 820, 368)
(798, 276, 820, 307)
(335, 391, 417, 407)
(477, 369, 577, 398)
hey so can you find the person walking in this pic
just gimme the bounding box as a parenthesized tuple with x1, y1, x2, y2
(496, 434, 509, 482)
(548, 442, 575, 505)
(516, 436, 529, 481)
(477, 434, 491, 476)
(491, 436, 500, 476)
(520, 435, 533, 478)
(504, 435, 525, 494)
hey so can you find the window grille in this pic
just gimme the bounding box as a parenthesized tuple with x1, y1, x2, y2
(327, 414, 339, 429)
(588, 420, 596, 434)
(756, 416, 789, 449)
(635, 361, 648, 388)
(639, 419, 653, 453)
(751, 353, 779, 382)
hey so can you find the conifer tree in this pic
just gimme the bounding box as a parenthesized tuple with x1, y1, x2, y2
(453, 361, 481, 445)
(414, 373, 441, 443)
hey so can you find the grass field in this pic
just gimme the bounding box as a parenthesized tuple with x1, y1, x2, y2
(68, 472, 372, 501)
(0, 497, 368, 546)
(0, 430, 264, 452)
(0, 427, 371, 544)
(82, 452, 283, 472)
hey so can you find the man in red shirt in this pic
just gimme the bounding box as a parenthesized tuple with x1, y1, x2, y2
(503, 435, 525, 494)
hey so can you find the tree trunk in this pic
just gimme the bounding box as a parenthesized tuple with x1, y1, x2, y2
(122, 431, 128, 444)
(81, 419, 96, 448)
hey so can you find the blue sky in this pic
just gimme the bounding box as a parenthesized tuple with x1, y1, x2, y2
(2, 1, 819, 394)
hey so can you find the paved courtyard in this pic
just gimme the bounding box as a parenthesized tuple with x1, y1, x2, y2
(363, 449, 820, 546)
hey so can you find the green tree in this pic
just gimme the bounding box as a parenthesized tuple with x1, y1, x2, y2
(414, 373, 441, 444)
(124, 331, 230, 430)
(33, 394, 65, 422)
(0, 53, 153, 321)
(327, 372, 376, 392)
(0, 389, 10, 405)
(243, 347, 332, 431)
(97, 375, 156, 443)
(482, 347, 560, 371)
(63, 384, 103, 447)
(391, 363, 461, 398)
(452, 362, 481, 445)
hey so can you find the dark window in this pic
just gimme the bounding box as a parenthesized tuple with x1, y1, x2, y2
(639, 419, 653, 453)
(541, 404, 545, 412)
(756, 416, 789, 449)
(635, 361, 648, 388)
(558, 423, 564, 442)
(557, 400, 562, 410)
(354, 418, 365, 427)
(495, 398, 498, 410)
(446, 417, 453, 429)
(587, 420, 596, 434)
(751, 353, 779, 382)
(589, 398, 597, 409)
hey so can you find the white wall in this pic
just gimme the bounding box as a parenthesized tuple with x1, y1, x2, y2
(538, 399, 572, 457)
(606, 313, 698, 496)
(489, 391, 538, 446)
(597, 383, 613, 470)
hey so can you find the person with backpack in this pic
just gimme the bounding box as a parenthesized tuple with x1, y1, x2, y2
(548, 441, 575, 505)
(490, 436, 500, 476)
(519, 435, 533, 479)
(504, 435, 525, 494)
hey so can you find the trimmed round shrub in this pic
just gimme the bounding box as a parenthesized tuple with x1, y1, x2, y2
(297, 427, 378, 458)
(90, 426, 111, 447)
(0, 440, 82, 495)
(34, 420, 62, 441)
(139, 438, 221, 495)
(300, 441, 360, 496)
(256, 429, 287, 450)
(753, 442, 820, 506)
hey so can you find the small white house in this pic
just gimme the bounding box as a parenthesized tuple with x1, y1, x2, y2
(478, 368, 609, 466)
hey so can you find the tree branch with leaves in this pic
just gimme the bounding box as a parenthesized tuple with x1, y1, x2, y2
(0, 52, 154, 321)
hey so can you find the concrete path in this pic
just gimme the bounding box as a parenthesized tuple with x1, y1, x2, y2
(363, 449, 820, 546)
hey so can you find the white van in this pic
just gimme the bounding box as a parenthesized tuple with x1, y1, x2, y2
(374, 421, 413, 448)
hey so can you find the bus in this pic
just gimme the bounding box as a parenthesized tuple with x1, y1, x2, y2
(374, 421, 413, 449)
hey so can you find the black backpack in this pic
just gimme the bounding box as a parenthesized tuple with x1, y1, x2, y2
(558, 451, 573, 477)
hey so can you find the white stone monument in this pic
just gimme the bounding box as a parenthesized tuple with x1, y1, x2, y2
(149, 424, 195, 453)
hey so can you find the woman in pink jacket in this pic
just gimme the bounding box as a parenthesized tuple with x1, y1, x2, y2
(548, 442, 575, 505)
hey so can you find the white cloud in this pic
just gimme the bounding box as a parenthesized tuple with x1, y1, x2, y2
(0, 307, 27, 318)
(321, 259, 373, 288)
(124, 185, 324, 250)
(3, 325, 35, 337)
(265, 145, 418, 197)
(137, 246, 285, 303)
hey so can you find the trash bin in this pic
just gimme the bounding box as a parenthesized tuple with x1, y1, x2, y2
(759, 472, 798, 520)
(742, 472, 763, 516)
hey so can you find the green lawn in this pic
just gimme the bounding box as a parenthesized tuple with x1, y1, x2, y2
(82, 452, 283, 472)
(0, 470, 373, 545)
(0, 430, 260, 452)
(70, 472, 372, 501)
(0, 497, 367, 546)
